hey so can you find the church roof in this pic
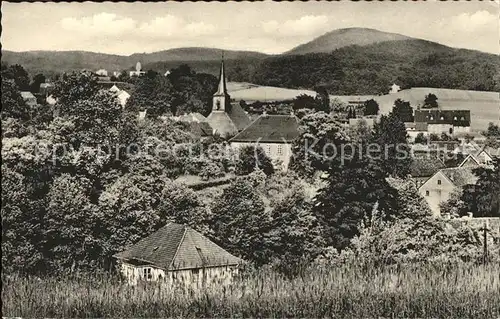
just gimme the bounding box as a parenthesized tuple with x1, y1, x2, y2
(114, 223, 242, 270)
(230, 114, 299, 143)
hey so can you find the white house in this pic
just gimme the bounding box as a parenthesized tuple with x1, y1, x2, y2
(389, 83, 401, 94)
(109, 84, 130, 108)
(114, 223, 243, 286)
(96, 69, 108, 77)
(419, 167, 478, 216)
(20, 91, 37, 107)
(230, 114, 299, 171)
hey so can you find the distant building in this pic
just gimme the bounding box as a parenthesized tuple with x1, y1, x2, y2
(130, 62, 145, 77)
(113, 71, 122, 77)
(230, 114, 299, 171)
(206, 58, 251, 137)
(20, 91, 37, 107)
(39, 83, 55, 97)
(114, 223, 242, 286)
(414, 110, 471, 135)
(419, 167, 478, 216)
(164, 70, 171, 77)
(172, 113, 213, 138)
(96, 69, 108, 77)
(109, 84, 130, 108)
(389, 83, 401, 94)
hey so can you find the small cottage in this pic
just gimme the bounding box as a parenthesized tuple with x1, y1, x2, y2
(419, 167, 478, 216)
(114, 223, 243, 286)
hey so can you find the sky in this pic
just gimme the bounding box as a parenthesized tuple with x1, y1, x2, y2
(2, 1, 499, 55)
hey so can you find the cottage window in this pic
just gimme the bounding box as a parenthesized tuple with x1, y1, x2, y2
(425, 190, 430, 196)
(437, 179, 441, 185)
(143, 267, 152, 280)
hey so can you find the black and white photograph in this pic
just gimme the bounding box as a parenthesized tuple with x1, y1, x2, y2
(1, 1, 500, 317)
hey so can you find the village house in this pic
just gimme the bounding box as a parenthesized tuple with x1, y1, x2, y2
(96, 69, 108, 77)
(171, 112, 214, 139)
(20, 91, 37, 107)
(230, 113, 299, 171)
(458, 146, 499, 168)
(114, 223, 243, 286)
(109, 84, 131, 108)
(419, 167, 478, 216)
(414, 110, 471, 136)
(206, 58, 251, 137)
(410, 152, 446, 188)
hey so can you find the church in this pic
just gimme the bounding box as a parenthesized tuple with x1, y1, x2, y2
(206, 59, 251, 137)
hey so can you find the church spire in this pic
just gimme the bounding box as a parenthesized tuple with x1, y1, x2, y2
(215, 52, 227, 96)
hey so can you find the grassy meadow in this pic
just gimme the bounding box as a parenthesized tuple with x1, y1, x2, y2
(3, 263, 500, 318)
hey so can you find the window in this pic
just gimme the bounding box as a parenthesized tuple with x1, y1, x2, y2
(425, 190, 430, 196)
(277, 144, 283, 156)
(437, 179, 441, 185)
(216, 100, 221, 110)
(143, 267, 152, 280)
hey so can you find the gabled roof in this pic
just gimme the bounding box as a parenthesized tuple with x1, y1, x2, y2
(410, 155, 446, 177)
(458, 154, 481, 168)
(477, 146, 500, 158)
(206, 103, 251, 136)
(230, 114, 299, 143)
(114, 223, 242, 270)
(227, 102, 252, 131)
(438, 167, 478, 187)
(186, 122, 213, 137)
(20, 91, 36, 99)
(178, 112, 207, 123)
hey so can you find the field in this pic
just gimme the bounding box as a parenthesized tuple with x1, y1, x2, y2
(3, 263, 500, 318)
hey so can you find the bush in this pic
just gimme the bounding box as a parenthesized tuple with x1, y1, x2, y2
(235, 145, 274, 176)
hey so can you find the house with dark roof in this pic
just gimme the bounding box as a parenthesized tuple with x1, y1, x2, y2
(114, 223, 242, 286)
(206, 58, 251, 137)
(419, 167, 478, 216)
(410, 153, 446, 188)
(230, 114, 299, 171)
(413, 110, 471, 136)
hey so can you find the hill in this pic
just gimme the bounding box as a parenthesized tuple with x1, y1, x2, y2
(249, 39, 500, 95)
(1, 48, 269, 76)
(285, 27, 412, 55)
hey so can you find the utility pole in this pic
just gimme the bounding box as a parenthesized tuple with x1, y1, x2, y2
(481, 220, 489, 264)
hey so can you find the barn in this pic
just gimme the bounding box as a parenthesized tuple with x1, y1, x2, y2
(114, 223, 243, 286)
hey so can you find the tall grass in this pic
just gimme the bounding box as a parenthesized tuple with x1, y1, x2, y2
(2, 263, 500, 318)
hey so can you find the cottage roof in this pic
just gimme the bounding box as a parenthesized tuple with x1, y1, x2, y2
(20, 91, 36, 100)
(114, 223, 242, 270)
(230, 114, 299, 143)
(478, 146, 500, 158)
(410, 155, 446, 177)
(414, 110, 471, 126)
(439, 167, 478, 187)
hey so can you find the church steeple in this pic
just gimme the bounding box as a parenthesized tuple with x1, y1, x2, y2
(212, 53, 230, 112)
(215, 53, 228, 96)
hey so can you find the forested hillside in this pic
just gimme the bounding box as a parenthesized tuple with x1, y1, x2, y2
(249, 40, 500, 95)
(3, 37, 499, 95)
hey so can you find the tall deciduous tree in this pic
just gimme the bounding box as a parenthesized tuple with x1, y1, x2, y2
(210, 179, 272, 265)
(392, 98, 414, 123)
(236, 145, 274, 176)
(290, 111, 348, 177)
(363, 99, 380, 116)
(372, 112, 412, 178)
